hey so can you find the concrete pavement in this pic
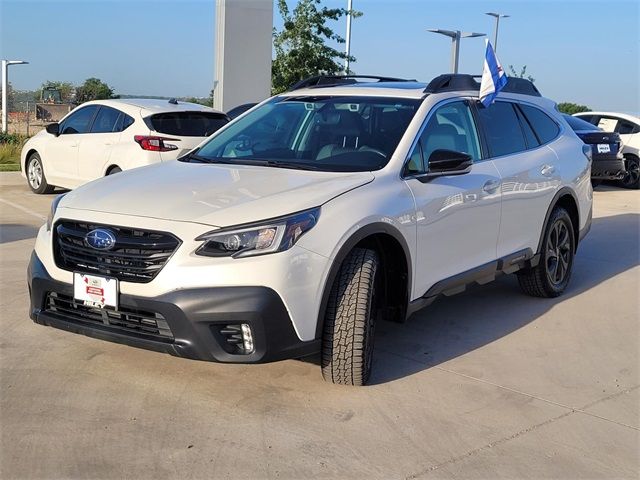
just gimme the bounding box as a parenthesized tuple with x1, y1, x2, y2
(0, 172, 638, 479)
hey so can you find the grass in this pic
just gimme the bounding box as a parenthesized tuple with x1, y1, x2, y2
(0, 132, 27, 172)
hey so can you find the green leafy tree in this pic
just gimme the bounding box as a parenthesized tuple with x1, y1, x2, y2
(271, 0, 362, 94)
(0, 81, 15, 111)
(508, 65, 535, 83)
(40, 81, 75, 103)
(184, 89, 214, 107)
(75, 78, 117, 104)
(557, 102, 590, 115)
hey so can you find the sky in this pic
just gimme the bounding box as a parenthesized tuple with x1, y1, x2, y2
(1, 0, 638, 112)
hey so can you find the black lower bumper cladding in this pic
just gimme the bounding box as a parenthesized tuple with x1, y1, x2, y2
(28, 252, 319, 363)
(591, 159, 626, 180)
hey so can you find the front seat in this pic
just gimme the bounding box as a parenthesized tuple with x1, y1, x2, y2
(316, 111, 365, 160)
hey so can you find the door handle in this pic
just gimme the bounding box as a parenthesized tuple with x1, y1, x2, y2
(482, 180, 501, 193)
(541, 164, 556, 176)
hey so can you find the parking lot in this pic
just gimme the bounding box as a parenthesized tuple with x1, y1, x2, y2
(0, 171, 637, 479)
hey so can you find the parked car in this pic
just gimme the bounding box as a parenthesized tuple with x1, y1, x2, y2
(28, 74, 592, 386)
(226, 102, 258, 120)
(573, 111, 640, 189)
(562, 114, 625, 186)
(21, 99, 230, 194)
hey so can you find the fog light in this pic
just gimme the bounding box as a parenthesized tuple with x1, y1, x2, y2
(241, 323, 254, 353)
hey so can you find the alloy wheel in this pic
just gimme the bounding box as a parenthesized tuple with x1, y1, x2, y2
(28, 158, 43, 190)
(545, 219, 572, 286)
(621, 157, 639, 188)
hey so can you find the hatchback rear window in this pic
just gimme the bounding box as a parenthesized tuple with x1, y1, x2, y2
(147, 112, 229, 137)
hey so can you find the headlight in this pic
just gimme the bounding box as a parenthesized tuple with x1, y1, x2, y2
(195, 207, 320, 258)
(46, 194, 66, 231)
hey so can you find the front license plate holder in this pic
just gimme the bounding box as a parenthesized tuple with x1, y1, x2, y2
(73, 273, 118, 309)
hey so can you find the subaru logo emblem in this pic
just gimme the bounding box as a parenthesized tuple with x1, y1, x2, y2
(85, 229, 116, 250)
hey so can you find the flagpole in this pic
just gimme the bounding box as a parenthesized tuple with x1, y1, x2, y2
(344, 0, 353, 74)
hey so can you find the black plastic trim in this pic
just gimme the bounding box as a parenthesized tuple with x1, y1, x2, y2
(535, 187, 581, 254)
(314, 222, 412, 338)
(28, 252, 319, 364)
(408, 248, 535, 317)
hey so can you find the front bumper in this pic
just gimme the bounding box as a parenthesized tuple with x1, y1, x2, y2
(28, 252, 320, 363)
(591, 158, 626, 180)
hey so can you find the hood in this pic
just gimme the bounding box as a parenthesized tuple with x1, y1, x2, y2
(61, 161, 374, 227)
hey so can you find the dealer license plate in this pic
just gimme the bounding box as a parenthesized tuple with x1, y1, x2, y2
(73, 273, 118, 309)
(597, 144, 611, 154)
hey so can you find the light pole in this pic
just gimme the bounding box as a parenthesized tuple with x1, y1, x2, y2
(427, 29, 485, 74)
(485, 12, 510, 53)
(2, 60, 29, 133)
(344, 0, 353, 74)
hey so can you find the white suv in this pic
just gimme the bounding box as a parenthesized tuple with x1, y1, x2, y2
(28, 74, 593, 386)
(20, 98, 229, 193)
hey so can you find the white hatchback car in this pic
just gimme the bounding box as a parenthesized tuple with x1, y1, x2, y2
(28, 74, 593, 386)
(573, 111, 640, 189)
(20, 98, 229, 193)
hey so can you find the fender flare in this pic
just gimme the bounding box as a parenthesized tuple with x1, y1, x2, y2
(535, 186, 580, 254)
(314, 222, 413, 339)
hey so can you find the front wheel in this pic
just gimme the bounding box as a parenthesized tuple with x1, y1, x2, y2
(321, 248, 379, 386)
(518, 207, 575, 298)
(26, 153, 54, 194)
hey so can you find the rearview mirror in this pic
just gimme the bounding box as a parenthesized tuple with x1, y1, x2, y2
(46, 123, 60, 137)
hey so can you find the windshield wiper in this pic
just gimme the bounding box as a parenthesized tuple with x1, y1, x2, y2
(264, 161, 319, 171)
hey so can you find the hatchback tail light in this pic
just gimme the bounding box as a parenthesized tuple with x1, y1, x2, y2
(134, 135, 179, 152)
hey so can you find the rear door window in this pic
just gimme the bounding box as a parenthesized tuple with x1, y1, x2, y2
(519, 105, 560, 144)
(147, 112, 229, 137)
(615, 120, 640, 135)
(476, 102, 527, 157)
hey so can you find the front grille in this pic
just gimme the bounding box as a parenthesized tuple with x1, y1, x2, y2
(54, 220, 180, 283)
(45, 292, 174, 341)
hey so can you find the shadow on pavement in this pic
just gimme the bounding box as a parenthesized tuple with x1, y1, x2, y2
(305, 213, 640, 385)
(0, 223, 40, 244)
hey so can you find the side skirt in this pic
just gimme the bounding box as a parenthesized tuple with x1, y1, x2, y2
(406, 248, 538, 318)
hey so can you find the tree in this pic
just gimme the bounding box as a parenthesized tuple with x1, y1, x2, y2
(184, 89, 214, 107)
(271, 0, 362, 94)
(557, 102, 590, 115)
(75, 78, 117, 104)
(0, 81, 15, 111)
(508, 65, 535, 83)
(40, 81, 75, 103)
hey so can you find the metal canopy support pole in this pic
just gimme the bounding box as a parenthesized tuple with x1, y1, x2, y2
(344, 0, 353, 74)
(428, 30, 484, 74)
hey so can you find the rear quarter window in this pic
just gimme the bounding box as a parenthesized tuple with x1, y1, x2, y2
(147, 112, 229, 137)
(519, 105, 560, 144)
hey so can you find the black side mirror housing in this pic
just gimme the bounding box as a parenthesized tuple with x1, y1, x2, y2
(46, 123, 60, 136)
(424, 149, 473, 177)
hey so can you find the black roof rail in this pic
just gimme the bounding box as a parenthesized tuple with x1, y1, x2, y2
(288, 75, 416, 91)
(424, 74, 541, 97)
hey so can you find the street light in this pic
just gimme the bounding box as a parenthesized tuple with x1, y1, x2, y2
(2, 60, 29, 134)
(427, 29, 485, 74)
(485, 12, 510, 53)
(344, 0, 353, 74)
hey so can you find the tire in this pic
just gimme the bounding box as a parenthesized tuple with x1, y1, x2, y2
(26, 153, 54, 194)
(518, 207, 575, 298)
(618, 155, 640, 189)
(321, 248, 379, 386)
(107, 166, 122, 175)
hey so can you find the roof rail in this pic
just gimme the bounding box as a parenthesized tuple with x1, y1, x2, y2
(424, 74, 541, 97)
(288, 75, 415, 91)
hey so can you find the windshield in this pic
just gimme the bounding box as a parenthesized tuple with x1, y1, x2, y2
(190, 96, 421, 172)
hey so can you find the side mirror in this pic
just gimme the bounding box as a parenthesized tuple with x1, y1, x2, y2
(426, 149, 472, 176)
(46, 123, 60, 136)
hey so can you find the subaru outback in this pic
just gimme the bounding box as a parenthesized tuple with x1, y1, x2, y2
(28, 74, 593, 386)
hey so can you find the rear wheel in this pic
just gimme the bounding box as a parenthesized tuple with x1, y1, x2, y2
(26, 153, 54, 194)
(518, 207, 575, 298)
(618, 155, 639, 189)
(321, 248, 379, 386)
